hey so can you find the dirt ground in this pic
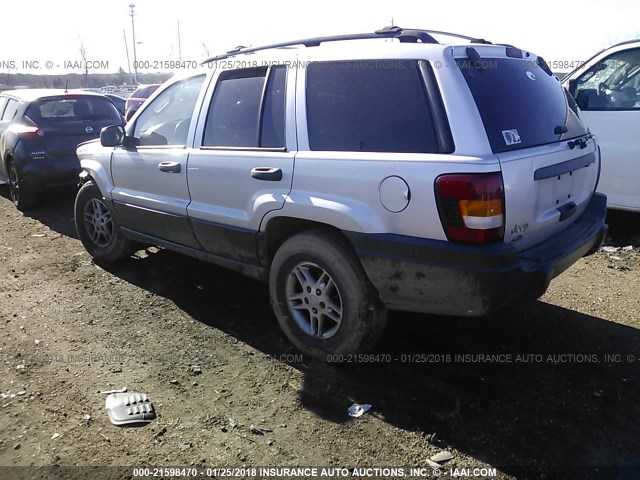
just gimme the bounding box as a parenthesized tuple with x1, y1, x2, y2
(0, 187, 639, 480)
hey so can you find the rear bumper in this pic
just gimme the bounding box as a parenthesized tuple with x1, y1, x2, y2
(21, 156, 81, 190)
(345, 193, 608, 316)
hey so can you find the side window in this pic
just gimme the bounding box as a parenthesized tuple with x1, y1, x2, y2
(306, 60, 438, 153)
(575, 48, 640, 110)
(1, 99, 19, 122)
(203, 66, 286, 148)
(0, 97, 8, 119)
(260, 66, 286, 148)
(133, 75, 205, 146)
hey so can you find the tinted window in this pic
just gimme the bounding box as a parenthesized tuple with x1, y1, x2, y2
(133, 75, 205, 146)
(574, 48, 640, 110)
(26, 97, 121, 123)
(457, 57, 589, 153)
(306, 60, 438, 153)
(131, 85, 159, 99)
(260, 66, 286, 148)
(2, 99, 19, 121)
(0, 97, 8, 119)
(203, 68, 265, 147)
(142, 85, 160, 98)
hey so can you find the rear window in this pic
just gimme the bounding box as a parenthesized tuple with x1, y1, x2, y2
(26, 97, 121, 123)
(457, 56, 588, 153)
(306, 60, 439, 153)
(132, 85, 160, 99)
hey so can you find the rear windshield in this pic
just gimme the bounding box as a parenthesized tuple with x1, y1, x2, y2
(26, 96, 121, 124)
(457, 57, 588, 153)
(132, 85, 159, 99)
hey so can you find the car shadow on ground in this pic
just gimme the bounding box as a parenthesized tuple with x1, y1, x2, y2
(95, 246, 640, 476)
(6, 190, 640, 475)
(0, 187, 78, 238)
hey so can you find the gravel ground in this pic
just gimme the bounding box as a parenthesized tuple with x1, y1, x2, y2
(0, 188, 639, 480)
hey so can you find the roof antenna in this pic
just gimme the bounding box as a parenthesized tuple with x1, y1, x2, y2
(64, 79, 68, 93)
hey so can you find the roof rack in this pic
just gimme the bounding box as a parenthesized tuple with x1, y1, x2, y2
(201, 26, 491, 64)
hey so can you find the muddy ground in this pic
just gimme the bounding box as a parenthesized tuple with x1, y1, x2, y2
(0, 188, 639, 480)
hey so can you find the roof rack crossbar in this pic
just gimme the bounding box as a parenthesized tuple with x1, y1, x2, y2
(201, 26, 492, 64)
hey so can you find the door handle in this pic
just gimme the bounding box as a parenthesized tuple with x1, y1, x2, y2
(251, 167, 282, 181)
(157, 161, 181, 173)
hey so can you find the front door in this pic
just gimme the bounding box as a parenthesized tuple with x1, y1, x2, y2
(110, 74, 206, 247)
(572, 47, 640, 211)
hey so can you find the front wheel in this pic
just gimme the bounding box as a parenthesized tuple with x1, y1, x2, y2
(269, 230, 387, 360)
(74, 181, 134, 261)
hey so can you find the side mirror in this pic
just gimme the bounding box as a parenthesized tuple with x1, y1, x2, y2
(568, 79, 578, 98)
(100, 125, 125, 147)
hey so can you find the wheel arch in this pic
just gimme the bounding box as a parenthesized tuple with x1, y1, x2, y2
(258, 216, 360, 268)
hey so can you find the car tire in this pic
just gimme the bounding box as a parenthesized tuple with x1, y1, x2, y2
(269, 230, 387, 360)
(7, 161, 37, 210)
(74, 181, 135, 261)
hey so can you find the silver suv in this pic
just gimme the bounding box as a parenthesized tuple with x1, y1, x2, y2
(74, 27, 608, 360)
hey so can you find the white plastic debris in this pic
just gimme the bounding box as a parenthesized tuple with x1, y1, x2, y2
(347, 403, 372, 418)
(430, 451, 454, 463)
(100, 387, 128, 394)
(51, 433, 62, 440)
(623, 245, 634, 252)
(601, 246, 619, 253)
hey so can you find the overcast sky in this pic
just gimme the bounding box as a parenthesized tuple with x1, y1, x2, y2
(2, 0, 639, 75)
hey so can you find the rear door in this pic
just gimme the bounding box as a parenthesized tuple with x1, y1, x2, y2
(0, 96, 12, 179)
(110, 74, 206, 247)
(186, 65, 295, 264)
(455, 46, 599, 250)
(25, 95, 123, 160)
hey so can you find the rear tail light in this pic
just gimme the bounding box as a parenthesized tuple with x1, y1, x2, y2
(11, 116, 45, 140)
(435, 172, 505, 245)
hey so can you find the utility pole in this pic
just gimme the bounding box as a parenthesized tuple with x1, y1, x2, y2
(177, 20, 182, 62)
(129, 3, 138, 84)
(123, 29, 133, 85)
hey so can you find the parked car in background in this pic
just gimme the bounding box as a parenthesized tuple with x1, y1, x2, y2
(0, 89, 123, 210)
(564, 40, 640, 212)
(75, 27, 607, 359)
(124, 84, 161, 121)
(105, 94, 127, 117)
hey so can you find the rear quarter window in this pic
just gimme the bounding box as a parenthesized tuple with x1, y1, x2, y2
(1, 99, 20, 121)
(305, 60, 439, 153)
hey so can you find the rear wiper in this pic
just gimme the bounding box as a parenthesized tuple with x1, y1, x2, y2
(466, 47, 485, 71)
(554, 125, 568, 135)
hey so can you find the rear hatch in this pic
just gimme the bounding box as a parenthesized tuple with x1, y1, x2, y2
(454, 46, 598, 250)
(25, 95, 123, 159)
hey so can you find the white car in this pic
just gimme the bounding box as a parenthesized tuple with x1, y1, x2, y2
(564, 40, 640, 212)
(74, 27, 607, 359)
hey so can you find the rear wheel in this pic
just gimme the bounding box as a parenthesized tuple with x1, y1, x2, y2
(269, 230, 387, 360)
(74, 181, 135, 261)
(7, 161, 37, 210)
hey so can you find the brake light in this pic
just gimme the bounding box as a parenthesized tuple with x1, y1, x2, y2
(435, 172, 505, 244)
(10, 118, 44, 140)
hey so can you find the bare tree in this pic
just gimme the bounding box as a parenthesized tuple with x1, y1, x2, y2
(78, 36, 89, 87)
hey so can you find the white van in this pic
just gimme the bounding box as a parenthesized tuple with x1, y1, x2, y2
(564, 40, 640, 212)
